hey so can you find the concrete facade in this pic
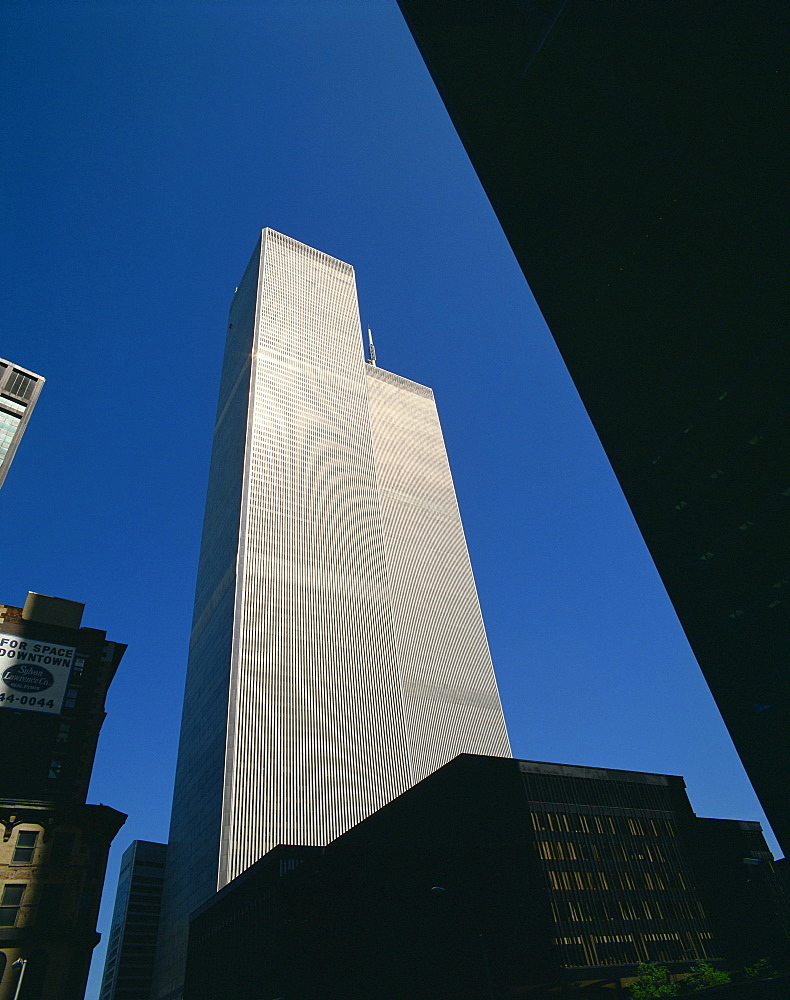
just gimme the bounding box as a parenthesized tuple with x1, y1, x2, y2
(0, 360, 44, 490)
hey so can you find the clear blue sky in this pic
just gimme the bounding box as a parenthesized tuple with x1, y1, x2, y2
(1, 3, 779, 996)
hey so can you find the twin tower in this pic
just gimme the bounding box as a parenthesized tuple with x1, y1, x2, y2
(153, 230, 510, 997)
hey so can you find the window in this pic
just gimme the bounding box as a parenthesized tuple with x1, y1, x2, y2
(5, 370, 36, 399)
(12, 830, 38, 863)
(56, 722, 71, 743)
(618, 900, 638, 920)
(0, 884, 25, 926)
(592, 934, 639, 965)
(0, 395, 26, 414)
(48, 760, 62, 780)
(63, 688, 78, 709)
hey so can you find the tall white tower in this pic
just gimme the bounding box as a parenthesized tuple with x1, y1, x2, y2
(153, 230, 510, 998)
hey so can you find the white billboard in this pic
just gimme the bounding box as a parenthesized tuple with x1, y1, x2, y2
(0, 631, 76, 714)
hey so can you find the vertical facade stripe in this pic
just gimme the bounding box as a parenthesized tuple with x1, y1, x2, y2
(365, 366, 511, 777)
(153, 231, 510, 999)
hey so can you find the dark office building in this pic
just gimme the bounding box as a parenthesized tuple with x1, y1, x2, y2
(395, 1, 789, 855)
(0, 594, 126, 1000)
(684, 819, 790, 971)
(99, 841, 168, 1000)
(184, 754, 729, 1000)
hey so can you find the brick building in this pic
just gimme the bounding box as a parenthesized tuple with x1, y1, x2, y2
(0, 593, 126, 1000)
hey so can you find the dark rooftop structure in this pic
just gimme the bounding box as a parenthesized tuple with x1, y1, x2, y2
(184, 754, 742, 1000)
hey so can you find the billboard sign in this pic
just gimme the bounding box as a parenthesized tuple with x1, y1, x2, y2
(0, 632, 76, 714)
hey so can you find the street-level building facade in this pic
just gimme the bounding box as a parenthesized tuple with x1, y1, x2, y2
(0, 595, 126, 1000)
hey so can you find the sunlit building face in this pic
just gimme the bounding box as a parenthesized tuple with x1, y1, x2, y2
(152, 230, 510, 999)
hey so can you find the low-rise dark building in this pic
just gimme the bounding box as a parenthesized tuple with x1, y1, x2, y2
(685, 819, 790, 972)
(0, 594, 126, 1000)
(184, 754, 739, 999)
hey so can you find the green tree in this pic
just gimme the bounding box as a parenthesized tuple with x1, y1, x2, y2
(685, 961, 731, 991)
(744, 957, 776, 979)
(628, 961, 679, 999)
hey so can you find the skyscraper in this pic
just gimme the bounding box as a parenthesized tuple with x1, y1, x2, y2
(153, 230, 510, 998)
(396, 0, 789, 855)
(99, 841, 167, 1000)
(0, 359, 44, 489)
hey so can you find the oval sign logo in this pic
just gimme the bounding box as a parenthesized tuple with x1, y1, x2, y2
(2, 664, 55, 693)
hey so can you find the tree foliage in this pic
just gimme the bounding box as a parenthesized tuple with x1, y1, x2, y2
(685, 960, 731, 991)
(744, 958, 775, 979)
(628, 961, 678, 999)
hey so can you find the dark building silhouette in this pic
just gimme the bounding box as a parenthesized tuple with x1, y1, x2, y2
(184, 754, 740, 1000)
(685, 819, 790, 972)
(395, 0, 789, 855)
(0, 594, 126, 1000)
(99, 841, 168, 1000)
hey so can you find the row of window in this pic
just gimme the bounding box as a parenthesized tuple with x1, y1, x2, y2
(551, 896, 705, 924)
(553, 930, 715, 967)
(1, 369, 37, 400)
(5, 829, 76, 865)
(0, 882, 73, 927)
(535, 839, 668, 863)
(546, 869, 686, 892)
(530, 811, 676, 838)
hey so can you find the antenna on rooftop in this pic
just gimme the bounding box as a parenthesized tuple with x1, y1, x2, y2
(367, 328, 377, 367)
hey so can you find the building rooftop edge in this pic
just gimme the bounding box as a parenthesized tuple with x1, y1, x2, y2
(0, 357, 45, 383)
(365, 364, 434, 398)
(260, 228, 354, 273)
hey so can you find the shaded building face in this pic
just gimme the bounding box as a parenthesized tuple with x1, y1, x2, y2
(395, 0, 789, 855)
(100, 841, 167, 1000)
(153, 231, 510, 998)
(184, 755, 731, 1000)
(519, 762, 716, 970)
(0, 598, 125, 805)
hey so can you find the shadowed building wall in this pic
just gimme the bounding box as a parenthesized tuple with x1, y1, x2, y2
(395, 0, 789, 855)
(184, 755, 732, 1000)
